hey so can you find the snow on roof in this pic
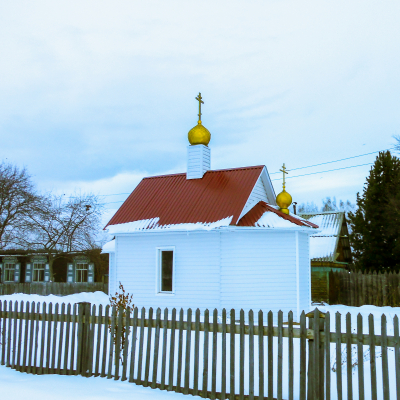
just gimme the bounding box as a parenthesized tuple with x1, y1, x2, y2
(299, 212, 344, 261)
(255, 212, 300, 228)
(107, 216, 234, 234)
(101, 239, 115, 253)
(238, 201, 319, 230)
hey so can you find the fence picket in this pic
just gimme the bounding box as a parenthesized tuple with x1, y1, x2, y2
(394, 315, 400, 400)
(107, 305, 116, 379)
(17, 301, 24, 371)
(76, 303, 84, 376)
(211, 308, 218, 400)
(94, 304, 102, 376)
(51, 303, 59, 373)
(121, 306, 131, 381)
(278, 310, 283, 400)
(184, 308, 192, 395)
(369, 314, 377, 400)
(203, 309, 210, 398)
(28, 301, 35, 373)
(268, 311, 273, 400)
(129, 307, 139, 383)
(88, 304, 96, 377)
(6, 301, 12, 368)
(299, 311, 306, 400)
(248, 310, 254, 400)
(101, 305, 109, 378)
(0, 301, 3, 366)
(70, 304, 77, 375)
(239, 309, 245, 400)
(144, 307, 153, 386)
(258, 310, 264, 400)
(325, 311, 330, 400)
(381, 314, 389, 400)
(160, 307, 168, 390)
(63, 304, 71, 374)
(115, 305, 123, 380)
(33, 302, 40, 372)
(335, 312, 342, 400)
(167, 308, 176, 391)
(357, 313, 364, 400)
(12, 301, 18, 369)
(346, 313, 353, 400)
(288, 311, 294, 400)
(151, 308, 161, 389)
(57, 303, 65, 374)
(230, 309, 235, 400)
(45, 302, 52, 374)
(221, 308, 227, 400)
(136, 307, 145, 384)
(193, 308, 200, 396)
(22, 302, 30, 372)
(176, 308, 184, 392)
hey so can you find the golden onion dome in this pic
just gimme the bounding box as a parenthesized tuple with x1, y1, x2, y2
(276, 189, 292, 215)
(188, 121, 211, 146)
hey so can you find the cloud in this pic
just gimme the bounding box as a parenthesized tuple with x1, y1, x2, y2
(0, 0, 399, 204)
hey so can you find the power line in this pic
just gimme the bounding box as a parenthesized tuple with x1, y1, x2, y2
(269, 148, 393, 175)
(271, 162, 373, 181)
(99, 192, 131, 197)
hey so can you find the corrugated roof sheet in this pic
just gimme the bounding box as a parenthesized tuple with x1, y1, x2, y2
(106, 166, 264, 228)
(299, 211, 344, 261)
(238, 201, 318, 228)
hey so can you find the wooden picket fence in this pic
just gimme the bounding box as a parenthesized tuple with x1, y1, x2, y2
(1, 301, 400, 400)
(0, 282, 108, 296)
(329, 269, 400, 307)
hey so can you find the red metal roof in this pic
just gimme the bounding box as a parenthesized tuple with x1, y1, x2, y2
(106, 166, 264, 228)
(237, 201, 319, 228)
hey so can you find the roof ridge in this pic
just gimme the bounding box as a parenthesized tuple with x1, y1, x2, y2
(143, 165, 265, 180)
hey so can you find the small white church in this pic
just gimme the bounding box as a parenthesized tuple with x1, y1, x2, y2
(103, 93, 318, 321)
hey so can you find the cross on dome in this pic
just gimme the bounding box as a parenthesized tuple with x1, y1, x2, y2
(195, 92, 204, 123)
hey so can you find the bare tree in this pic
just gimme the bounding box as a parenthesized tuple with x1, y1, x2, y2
(394, 135, 400, 153)
(22, 193, 103, 279)
(0, 162, 40, 249)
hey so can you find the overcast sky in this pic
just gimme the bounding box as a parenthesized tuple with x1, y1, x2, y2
(1, 1, 400, 222)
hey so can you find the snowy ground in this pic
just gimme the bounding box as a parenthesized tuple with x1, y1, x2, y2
(0, 293, 399, 399)
(0, 364, 187, 400)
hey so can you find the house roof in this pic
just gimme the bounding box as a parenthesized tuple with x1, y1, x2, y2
(299, 211, 350, 262)
(238, 202, 318, 228)
(106, 166, 265, 228)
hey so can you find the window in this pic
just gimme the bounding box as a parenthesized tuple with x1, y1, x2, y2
(158, 249, 174, 293)
(4, 263, 15, 282)
(75, 263, 88, 283)
(33, 263, 45, 282)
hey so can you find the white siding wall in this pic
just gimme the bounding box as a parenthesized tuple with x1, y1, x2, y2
(298, 232, 311, 314)
(115, 231, 220, 311)
(220, 230, 298, 321)
(238, 177, 269, 221)
(108, 252, 116, 296)
(187, 145, 211, 179)
(112, 229, 310, 321)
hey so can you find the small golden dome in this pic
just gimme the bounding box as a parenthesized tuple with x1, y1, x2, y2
(188, 121, 211, 146)
(276, 189, 292, 215)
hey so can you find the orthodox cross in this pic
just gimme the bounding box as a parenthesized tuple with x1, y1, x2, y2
(279, 163, 288, 190)
(195, 92, 204, 122)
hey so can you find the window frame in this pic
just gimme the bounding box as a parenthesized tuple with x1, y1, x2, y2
(75, 262, 89, 283)
(156, 247, 175, 295)
(4, 262, 15, 282)
(32, 262, 45, 282)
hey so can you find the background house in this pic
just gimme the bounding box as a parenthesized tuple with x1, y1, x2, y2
(299, 211, 352, 302)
